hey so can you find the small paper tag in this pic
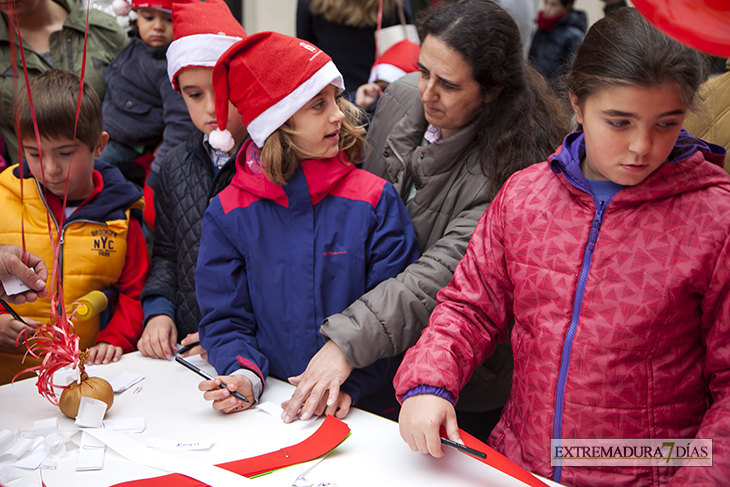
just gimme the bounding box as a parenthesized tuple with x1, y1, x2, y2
(103, 417, 146, 433)
(1, 275, 30, 296)
(76, 446, 104, 471)
(75, 397, 107, 428)
(34, 417, 58, 437)
(109, 372, 144, 393)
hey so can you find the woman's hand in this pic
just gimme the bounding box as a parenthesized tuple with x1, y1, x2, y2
(399, 394, 461, 458)
(282, 340, 352, 423)
(88, 342, 123, 365)
(199, 374, 254, 414)
(281, 389, 352, 421)
(0, 313, 41, 349)
(137, 315, 178, 359)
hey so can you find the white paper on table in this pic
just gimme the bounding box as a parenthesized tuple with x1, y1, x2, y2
(146, 438, 213, 451)
(84, 428, 254, 486)
(76, 446, 105, 471)
(0, 429, 15, 454)
(13, 438, 48, 470)
(109, 372, 144, 393)
(103, 417, 146, 433)
(75, 396, 107, 427)
(256, 401, 317, 426)
(43, 432, 67, 458)
(3, 436, 33, 459)
(80, 431, 105, 449)
(0, 465, 22, 484)
(34, 417, 58, 437)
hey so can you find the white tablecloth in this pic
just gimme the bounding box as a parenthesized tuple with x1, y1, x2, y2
(0, 352, 560, 487)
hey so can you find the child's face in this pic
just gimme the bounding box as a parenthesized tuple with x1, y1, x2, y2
(22, 133, 108, 200)
(571, 83, 686, 186)
(136, 8, 173, 47)
(542, 0, 568, 17)
(178, 67, 244, 142)
(289, 84, 344, 160)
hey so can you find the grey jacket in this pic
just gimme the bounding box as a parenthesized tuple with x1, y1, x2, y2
(320, 73, 512, 412)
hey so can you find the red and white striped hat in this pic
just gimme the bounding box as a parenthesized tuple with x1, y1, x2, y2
(166, 0, 246, 92)
(209, 31, 344, 151)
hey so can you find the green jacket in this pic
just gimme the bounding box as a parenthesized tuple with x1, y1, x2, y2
(0, 0, 128, 164)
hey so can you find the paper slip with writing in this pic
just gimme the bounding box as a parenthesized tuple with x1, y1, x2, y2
(256, 401, 317, 426)
(146, 438, 213, 451)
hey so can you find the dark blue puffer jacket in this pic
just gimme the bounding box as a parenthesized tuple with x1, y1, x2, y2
(528, 10, 587, 87)
(102, 37, 196, 159)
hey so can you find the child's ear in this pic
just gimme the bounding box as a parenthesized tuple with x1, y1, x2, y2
(93, 131, 110, 157)
(568, 92, 583, 125)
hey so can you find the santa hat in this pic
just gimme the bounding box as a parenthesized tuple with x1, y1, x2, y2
(368, 39, 420, 84)
(209, 32, 345, 151)
(166, 0, 246, 93)
(112, 0, 172, 16)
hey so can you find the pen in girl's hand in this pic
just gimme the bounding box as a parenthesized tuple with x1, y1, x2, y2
(0, 299, 27, 324)
(440, 437, 487, 459)
(174, 355, 250, 403)
(176, 341, 200, 355)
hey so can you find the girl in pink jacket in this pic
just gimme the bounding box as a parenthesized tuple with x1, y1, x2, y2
(394, 8, 729, 487)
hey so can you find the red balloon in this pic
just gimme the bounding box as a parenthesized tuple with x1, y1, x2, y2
(632, 0, 730, 57)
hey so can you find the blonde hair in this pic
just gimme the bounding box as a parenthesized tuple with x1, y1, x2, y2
(259, 97, 366, 185)
(309, 0, 403, 28)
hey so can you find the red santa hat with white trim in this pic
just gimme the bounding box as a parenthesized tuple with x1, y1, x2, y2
(166, 0, 246, 93)
(113, 0, 172, 15)
(368, 39, 420, 84)
(209, 31, 345, 151)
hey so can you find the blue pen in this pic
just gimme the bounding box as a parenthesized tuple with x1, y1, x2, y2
(174, 355, 250, 403)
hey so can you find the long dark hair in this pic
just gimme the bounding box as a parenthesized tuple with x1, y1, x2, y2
(417, 0, 571, 199)
(568, 8, 707, 112)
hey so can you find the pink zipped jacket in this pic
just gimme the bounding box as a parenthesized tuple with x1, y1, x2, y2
(394, 131, 730, 486)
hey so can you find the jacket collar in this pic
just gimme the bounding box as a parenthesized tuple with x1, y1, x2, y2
(14, 158, 143, 223)
(549, 129, 728, 201)
(387, 101, 480, 178)
(230, 138, 356, 207)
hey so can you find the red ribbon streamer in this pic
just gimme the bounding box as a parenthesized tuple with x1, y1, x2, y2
(112, 414, 351, 487)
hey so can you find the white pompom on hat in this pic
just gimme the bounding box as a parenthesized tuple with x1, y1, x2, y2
(112, 0, 132, 16)
(166, 0, 246, 92)
(210, 32, 344, 149)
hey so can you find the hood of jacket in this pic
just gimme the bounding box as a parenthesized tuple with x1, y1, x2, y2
(13, 159, 143, 223)
(556, 9, 588, 33)
(548, 129, 728, 203)
(228, 138, 358, 208)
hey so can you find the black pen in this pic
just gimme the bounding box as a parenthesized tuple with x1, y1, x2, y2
(176, 341, 200, 355)
(0, 299, 27, 324)
(440, 437, 487, 459)
(174, 355, 250, 403)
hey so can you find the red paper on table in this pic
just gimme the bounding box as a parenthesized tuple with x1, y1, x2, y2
(113, 414, 351, 486)
(440, 426, 549, 487)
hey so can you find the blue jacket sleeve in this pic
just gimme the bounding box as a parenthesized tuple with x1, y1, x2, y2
(365, 181, 420, 292)
(195, 202, 269, 380)
(341, 181, 419, 402)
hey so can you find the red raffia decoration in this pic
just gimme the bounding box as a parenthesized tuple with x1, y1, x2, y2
(7, 0, 93, 404)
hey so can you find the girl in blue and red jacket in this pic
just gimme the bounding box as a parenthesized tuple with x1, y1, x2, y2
(396, 8, 730, 487)
(194, 32, 419, 419)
